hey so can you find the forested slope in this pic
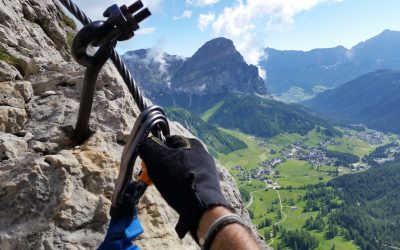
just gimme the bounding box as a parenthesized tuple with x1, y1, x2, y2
(165, 107, 247, 155)
(208, 95, 338, 138)
(329, 160, 400, 249)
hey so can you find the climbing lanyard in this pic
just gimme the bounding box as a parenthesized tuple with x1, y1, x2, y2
(59, 0, 169, 249)
(99, 106, 170, 250)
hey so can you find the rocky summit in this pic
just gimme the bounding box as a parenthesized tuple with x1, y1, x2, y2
(0, 0, 266, 249)
(123, 37, 268, 113)
(171, 37, 267, 96)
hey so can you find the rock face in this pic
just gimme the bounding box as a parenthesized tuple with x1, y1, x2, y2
(0, 0, 267, 249)
(123, 38, 268, 113)
(172, 38, 267, 96)
(0, 81, 32, 133)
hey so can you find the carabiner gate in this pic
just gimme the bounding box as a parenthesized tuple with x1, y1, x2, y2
(111, 105, 170, 210)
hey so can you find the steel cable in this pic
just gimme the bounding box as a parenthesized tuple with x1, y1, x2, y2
(58, 0, 147, 112)
(59, 0, 91, 25)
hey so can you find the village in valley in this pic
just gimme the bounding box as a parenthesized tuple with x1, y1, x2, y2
(232, 128, 400, 190)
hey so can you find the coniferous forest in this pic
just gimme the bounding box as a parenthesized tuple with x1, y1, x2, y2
(286, 159, 400, 250)
(328, 159, 400, 250)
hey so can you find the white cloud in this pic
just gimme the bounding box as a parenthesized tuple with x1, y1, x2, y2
(136, 27, 156, 35)
(147, 47, 167, 74)
(186, 0, 219, 7)
(173, 10, 193, 20)
(142, 0, 163, 13)
(198, 13, 215, 31)
(142, 39, 172, 87)
(210, 0, 344, 78)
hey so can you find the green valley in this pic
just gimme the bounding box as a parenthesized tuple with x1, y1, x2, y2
(213, 124, 399, 250)
(165, 100, 400, 249)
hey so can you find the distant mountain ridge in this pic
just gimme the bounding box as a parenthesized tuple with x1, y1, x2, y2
(262, 29, 400, 101)
(123, 37, 267, 113)
(124, 37, 335, 137)
(304, 69, 400, 134)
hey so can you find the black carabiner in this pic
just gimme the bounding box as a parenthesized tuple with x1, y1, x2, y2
(111, 105, 170, 209)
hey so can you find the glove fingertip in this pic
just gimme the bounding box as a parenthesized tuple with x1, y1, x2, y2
(166, 135, 191, 149)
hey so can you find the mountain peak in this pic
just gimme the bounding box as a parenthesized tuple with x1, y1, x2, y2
(170, 36, 267, 100)
(190, 37, 243, 63)
(201, 37, 235, 50)
(353, 29, 400, 49)
(380, 29, 399, 35)
(262, 29, 400, 100)
(122, 37, 268, 113)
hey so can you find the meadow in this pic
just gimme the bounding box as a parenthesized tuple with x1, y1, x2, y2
(216, 129, 372, 249)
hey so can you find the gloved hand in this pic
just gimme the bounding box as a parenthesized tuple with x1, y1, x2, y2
(138, 135, 229, 240)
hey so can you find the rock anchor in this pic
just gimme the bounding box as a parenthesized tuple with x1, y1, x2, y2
(0, 0, 267, 249)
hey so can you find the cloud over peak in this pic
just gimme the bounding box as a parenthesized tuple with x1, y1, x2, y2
(208, 0, 344, 77)
(198, 13, 216, 31)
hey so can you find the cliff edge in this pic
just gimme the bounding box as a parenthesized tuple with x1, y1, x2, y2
(0, 0, 267, 249)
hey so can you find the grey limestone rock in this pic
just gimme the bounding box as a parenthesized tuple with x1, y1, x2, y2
(0, 0, 268, 249)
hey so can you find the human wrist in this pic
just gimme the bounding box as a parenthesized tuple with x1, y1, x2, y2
(197, 206, 233, 242)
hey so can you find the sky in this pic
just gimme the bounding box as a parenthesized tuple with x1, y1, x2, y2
(68, 0, 400, 77)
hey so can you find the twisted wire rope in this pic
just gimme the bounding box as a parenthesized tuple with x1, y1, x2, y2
(59, 0, 147, 111)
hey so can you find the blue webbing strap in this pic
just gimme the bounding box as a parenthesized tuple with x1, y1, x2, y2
(98, 209, 144, 250)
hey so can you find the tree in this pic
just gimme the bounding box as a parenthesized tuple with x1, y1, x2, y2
(277, 210, 282, 220)
(277, 241, 284, 250)
(258, 218, 272, 229)
(248, 209, 254, 219)
(325, 223, 339, 240)
(280, 229, 319, 249)
(264, 230, 271, 240)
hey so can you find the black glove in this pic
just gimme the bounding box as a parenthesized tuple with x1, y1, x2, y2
(138, 135, 229, 240)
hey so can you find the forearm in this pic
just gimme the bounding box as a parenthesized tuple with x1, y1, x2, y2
(197, 206, 261, 250)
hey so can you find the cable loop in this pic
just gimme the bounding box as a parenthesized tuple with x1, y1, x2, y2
(59, 0, 152, 141)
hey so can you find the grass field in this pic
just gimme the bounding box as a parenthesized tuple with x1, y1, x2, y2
(276, 160, 334, 187)
(217, 128, 271, 171)
(278, 160, 314, 177)
(250, 190, 279, 219)
(200, 101, 224, 122)
(240, 179, 266, 193)
(303, 128, 329, 147)
(327, 137, 375, 157)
